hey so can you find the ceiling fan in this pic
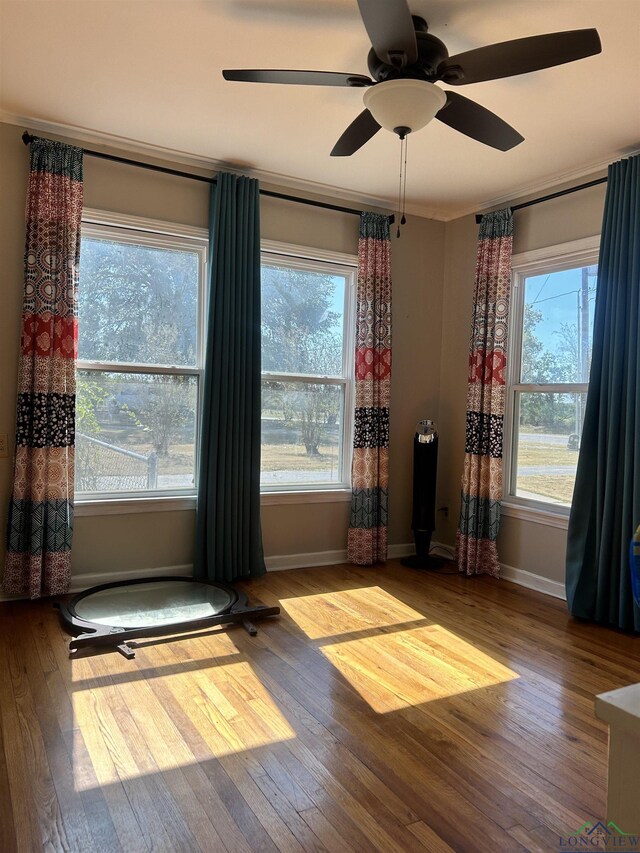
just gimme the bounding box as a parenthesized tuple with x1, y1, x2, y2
(223, 0, 601, 156)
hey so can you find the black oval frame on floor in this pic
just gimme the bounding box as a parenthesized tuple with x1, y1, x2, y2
(57, 576, 280, 659)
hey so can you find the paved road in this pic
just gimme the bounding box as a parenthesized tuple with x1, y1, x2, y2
(518, 465, 577, 476)
(520, 432, 577, 447)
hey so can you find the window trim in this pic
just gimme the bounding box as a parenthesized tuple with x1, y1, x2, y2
(260, 242, 357, 494)
(75, 213, 208, 506)
(504, 235, 600, 520)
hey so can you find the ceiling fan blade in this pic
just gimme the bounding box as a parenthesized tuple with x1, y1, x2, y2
(438, 29, 601, 85)
(436, 92, 524, 151)
(356, 0, 418, 66)
(222, 69, 372, 87)
(331, 109, 381, 156)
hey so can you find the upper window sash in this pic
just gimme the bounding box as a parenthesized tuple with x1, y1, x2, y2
(509, 236, 600, 390)
(79, 219, 208, 372)
(260, 245, 356, 384)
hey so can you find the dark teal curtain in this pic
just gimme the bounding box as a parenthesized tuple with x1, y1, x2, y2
(194, 172, 265, 582)
(566, 155, 640, 630)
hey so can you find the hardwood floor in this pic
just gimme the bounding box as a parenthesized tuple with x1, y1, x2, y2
(1, 561, 638, 852)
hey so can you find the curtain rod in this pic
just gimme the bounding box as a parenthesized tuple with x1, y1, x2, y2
(22, 131, 394, 223)
(474, 176, 608, 224)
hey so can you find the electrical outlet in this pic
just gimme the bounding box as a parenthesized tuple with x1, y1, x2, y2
(0, 433, 8, 458)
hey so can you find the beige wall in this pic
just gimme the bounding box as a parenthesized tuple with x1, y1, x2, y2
(436, 178, 607, 584)
(0, 120, 444, 582)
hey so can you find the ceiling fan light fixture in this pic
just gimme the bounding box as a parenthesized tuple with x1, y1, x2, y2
(363, 79, 447, 134)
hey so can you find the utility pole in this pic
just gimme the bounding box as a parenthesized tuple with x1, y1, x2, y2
(580, 266, 590, 430)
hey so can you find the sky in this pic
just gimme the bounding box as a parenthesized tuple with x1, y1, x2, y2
(524, 265, 597, 354)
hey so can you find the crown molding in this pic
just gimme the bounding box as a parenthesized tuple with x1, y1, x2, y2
(4, 110, 637, 223)
(1, 110, 424, 217)
(449, 147, 640, 222)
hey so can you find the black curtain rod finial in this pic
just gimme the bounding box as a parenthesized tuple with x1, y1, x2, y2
(22, 131, 34, 145)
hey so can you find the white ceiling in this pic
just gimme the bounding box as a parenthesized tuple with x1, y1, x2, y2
(1, 0, 639, 219)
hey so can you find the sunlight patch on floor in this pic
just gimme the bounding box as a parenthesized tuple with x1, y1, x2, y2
(69, 631, 241, 685)
(280, 586, 425, 639)
(72, 658, 295, 790)
(321, 625, 519, 713)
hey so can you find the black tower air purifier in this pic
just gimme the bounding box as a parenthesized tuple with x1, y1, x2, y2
(401, 419, 442, 570)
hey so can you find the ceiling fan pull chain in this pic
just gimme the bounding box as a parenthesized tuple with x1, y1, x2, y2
(401, 133, 408, 226)
(396, 133, 408, 237)
(396, 137, 404, 237)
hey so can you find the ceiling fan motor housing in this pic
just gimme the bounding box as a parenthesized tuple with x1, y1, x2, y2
(367, 20, 449, 82)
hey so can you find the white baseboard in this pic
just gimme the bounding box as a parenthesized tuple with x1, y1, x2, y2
(427, 540, 566, 600)
(499, 563, 567, 600)
(265, 549, 348, 572)
(265, 544, 565, 600)
(265, 541, 416, 571)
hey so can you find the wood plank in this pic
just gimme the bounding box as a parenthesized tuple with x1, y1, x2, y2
(407, 820, 456, 853)
(0, 695, 18, 853)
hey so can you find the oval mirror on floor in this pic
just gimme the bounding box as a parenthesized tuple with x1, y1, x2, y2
(58, 576, 280, 658)
(73, 579, 237, 628)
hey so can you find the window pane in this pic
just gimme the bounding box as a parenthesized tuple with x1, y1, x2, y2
(512, 391, 587, 506)
(261, 381, 343, 486)
(521, 265, 597, 383)
(261, 263, 345, 376)
(76, 370, 197, 494)
(78, 237, 199, 366)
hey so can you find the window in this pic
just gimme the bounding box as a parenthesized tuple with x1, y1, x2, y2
(260, 243, 356, 492)
(505, 237, 599, 515)
(76, 215, 207, 502)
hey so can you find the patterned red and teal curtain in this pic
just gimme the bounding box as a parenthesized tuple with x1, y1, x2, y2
(456, 208, 513, 577)
(3, 137, 84, 598)
(347, 212, 392, 565)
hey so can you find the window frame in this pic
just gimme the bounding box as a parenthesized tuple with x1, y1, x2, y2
(259, 239, 357, 496)
(75, 210, 208, 513)
(503, 235, 600, 523)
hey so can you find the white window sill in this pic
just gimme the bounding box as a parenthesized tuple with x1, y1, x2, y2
(75, 496, 197, 516)
(501, 501, 570, 530)
(75, 489, 352, 515)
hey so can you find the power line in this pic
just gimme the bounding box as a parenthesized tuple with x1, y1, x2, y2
(531, 274, 551, 305)
(531, 286, 596, 306)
